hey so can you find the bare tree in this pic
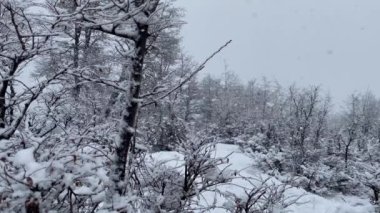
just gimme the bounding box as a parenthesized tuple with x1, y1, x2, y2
(0, 1, 60, 140)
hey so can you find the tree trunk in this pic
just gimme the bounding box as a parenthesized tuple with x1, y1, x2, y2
(25, 198, 39, 213)
(0, 82, 8, 128)
(371, 185, 379, 202)
(72, 25, 81, 97)
(0, 62, 18, 128)
(113, 23, 149, 195)
(344, 144, 350, 169)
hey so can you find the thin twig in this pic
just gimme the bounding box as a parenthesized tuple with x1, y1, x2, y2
(141, 40, 232, 108)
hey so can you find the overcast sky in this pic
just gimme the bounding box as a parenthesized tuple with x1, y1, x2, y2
(175, 0, 380, 109)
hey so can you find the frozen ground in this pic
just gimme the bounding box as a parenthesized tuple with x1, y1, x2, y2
(152, 143, 375, 213)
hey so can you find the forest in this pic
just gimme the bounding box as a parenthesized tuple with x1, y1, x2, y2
(0, 0, 379, 212)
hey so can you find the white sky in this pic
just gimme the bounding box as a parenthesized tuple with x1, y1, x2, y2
(175, 0, 380, 108)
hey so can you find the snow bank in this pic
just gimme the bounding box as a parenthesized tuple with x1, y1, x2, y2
(151, 143, 376, 213)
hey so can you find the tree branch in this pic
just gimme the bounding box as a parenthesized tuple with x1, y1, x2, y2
(141, 40, 232, 108)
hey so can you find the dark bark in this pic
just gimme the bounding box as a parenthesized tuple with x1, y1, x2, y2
(25, 198, 40, 213)
(0, 61, 19, 128)
(113, 23, 150, 195)
(344, 140, 352, 169)
(371, 186, 379, 202)
(72, 25, 81, 97)
(0, 83, 8, 128)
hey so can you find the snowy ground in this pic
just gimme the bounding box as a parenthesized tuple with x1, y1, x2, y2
(152, 143, 376, 213)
